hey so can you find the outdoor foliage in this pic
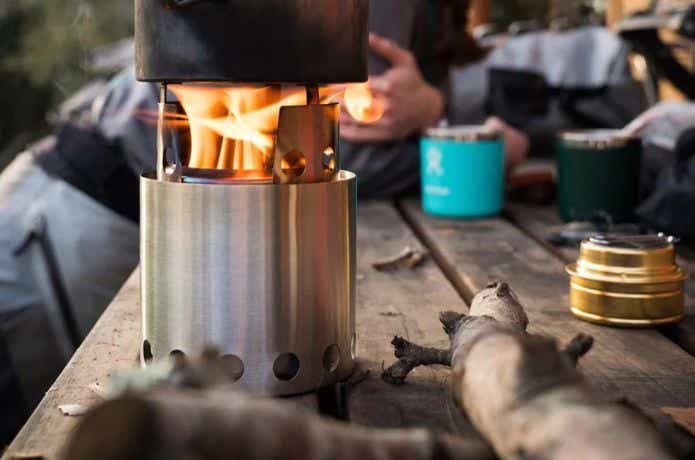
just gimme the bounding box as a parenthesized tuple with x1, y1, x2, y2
(0, 1, 133, 168)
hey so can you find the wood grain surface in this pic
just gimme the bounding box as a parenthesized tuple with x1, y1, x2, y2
(2, 271, 141, 460)
(504, 202, 695, 358)
(348, 202, 482, 439)
(401, 200, 695, 457)
(5, 200, 694, 459)
(2, 202, 493, 460)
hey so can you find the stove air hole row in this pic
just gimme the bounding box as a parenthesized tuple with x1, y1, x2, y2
(141, 339, 347, 384)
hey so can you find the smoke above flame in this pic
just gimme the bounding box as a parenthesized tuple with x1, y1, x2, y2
(146, 83, 383, 176)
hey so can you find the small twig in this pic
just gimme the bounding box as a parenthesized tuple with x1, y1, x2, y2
(372, 246, 428, 272)
(563, 333, 594, 366)
(379, 305, 403, 317)
(439, 311, 466, 337)
(381, 312, 467, 384)
(382, 336, 450, 385)
(404, 251, 428, 269)
(58, 404, 89, 417)
(372, 246, 413, 271)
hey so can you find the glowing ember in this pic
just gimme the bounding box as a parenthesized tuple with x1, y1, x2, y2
(343, 82, 384, 123)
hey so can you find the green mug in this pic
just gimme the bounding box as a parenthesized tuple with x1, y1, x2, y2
(556, 130, 642, 223)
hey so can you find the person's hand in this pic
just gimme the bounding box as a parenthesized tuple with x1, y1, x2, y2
(485, 116, 529, 170)
(341, 33, 445, 143)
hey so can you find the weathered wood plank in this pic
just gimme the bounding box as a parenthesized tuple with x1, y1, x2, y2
(505, 202, 695, 359)
(503, 202, 579, 261)
(2, 270, 141, 460)
(2, 274, 324, 460)
(401, 200, 695, 457)
(3, 202, 493, 460)
(348, 202, 489, 450)
(504, 202, 695, 276)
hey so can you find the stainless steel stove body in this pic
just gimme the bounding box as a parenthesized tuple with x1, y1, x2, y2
(135, 0, 366, 395)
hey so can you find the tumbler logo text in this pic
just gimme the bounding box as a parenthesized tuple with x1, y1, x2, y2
(425, 147, 444, 177)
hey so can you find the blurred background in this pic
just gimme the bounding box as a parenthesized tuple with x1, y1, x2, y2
(0, 1, 133, 169)
(0, 0, 602, 171)
(3, 0, 693, 171)
(1, 0, 694, 447)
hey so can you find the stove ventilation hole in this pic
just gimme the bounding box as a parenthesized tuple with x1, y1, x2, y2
(142, 340, 153, 364)
(281, 149, 306, 179)
(220, 354, 244, 382)
(170, 349, 186, 360)
(273, 352, 300, 381)
(322, 147, 336, 173)
(322, 344, 341, 373)
(350, 333, 357, 360)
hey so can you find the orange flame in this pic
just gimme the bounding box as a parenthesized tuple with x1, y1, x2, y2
(141, 83, 381, 179)
(343, 82, 384, 123)
(170, 84, 306, 175)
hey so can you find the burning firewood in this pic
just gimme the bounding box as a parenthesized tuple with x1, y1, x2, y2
(383, 282, 675, 460)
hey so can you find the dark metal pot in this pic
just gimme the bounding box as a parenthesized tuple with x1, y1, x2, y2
(135, 0, 368, 84)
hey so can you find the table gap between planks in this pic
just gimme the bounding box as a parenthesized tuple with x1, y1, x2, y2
(4, 200, 695, 459)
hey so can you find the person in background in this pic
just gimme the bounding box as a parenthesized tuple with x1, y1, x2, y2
(340, 0, 530, 199)
(344, 0, 647, 199)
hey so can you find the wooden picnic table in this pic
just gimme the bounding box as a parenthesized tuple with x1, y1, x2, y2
(4, 200, 695, 459)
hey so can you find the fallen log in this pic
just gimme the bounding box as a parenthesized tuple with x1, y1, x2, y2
(65, 350, 495, 460)
(383, 282, 675, 460)
(65, 388, 494, 460)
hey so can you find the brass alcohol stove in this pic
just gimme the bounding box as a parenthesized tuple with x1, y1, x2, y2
(566, 235, 688, 326)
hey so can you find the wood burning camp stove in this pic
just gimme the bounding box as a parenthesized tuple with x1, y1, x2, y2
(135, 0, 368, 395)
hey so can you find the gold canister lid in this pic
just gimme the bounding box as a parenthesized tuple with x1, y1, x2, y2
(566, 235, 688, 326)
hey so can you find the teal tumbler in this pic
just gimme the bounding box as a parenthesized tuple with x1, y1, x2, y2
(420, 126, 504, 218)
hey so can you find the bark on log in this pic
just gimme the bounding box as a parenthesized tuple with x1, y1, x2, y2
(64, 347, 495, 460)
(383, 282, 675, 460)
(64, 388, 494, 460)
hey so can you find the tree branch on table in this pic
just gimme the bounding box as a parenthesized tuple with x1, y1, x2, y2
(382, 281, 675, 460)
